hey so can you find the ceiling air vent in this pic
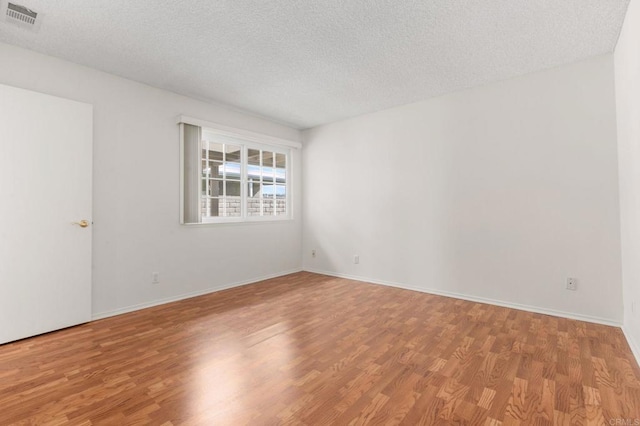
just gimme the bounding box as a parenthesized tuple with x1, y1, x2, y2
(3, 2, 41, 30)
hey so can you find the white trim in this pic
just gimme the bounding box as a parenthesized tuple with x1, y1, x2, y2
(303, 268, 622, 327)
(91, 268, 303, 321)
(181, 218, 294, 227)
(197, 127, 203, 221)
(177, 115, 302, 149)
(179, 123, 185, 224)
(198, 215, 293, 224)
(622, 326, 640, 368)
(200, 216, 245, 224)
(241, 143, 247, 220)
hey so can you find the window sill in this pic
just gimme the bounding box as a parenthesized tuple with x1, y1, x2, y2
(181, 217, 294, 227)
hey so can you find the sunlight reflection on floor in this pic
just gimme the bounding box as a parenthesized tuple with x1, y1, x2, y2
(190, 321, 300, 422)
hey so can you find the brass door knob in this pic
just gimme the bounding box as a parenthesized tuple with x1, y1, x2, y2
(72, 220, 90, 228)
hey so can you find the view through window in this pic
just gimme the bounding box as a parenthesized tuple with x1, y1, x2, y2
(182, 123, 291, 223)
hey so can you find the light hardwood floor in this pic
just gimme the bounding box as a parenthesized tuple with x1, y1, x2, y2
(0, 272, 639, 425)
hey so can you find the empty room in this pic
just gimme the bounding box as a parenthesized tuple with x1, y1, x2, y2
(1, 0, 640, 424)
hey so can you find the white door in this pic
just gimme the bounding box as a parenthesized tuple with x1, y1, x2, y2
(0, 83, 92, 345)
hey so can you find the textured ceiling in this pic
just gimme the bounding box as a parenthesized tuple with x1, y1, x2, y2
(0, 0, 630, 129)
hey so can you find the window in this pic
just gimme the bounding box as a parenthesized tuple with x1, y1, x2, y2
(180, 120, 293, 224)
(201, 140, 242, 218)
(247, 148, 287, 217)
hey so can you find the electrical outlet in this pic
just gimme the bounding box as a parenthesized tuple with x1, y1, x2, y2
(311, 250, 316, 258)
(566, 277, 577, 291)
(354, 255, 359, 264)
(152, 272, 160, 284)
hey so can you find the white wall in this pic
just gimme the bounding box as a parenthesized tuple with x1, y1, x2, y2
(0, 42, 302, 318)
(303, 55, 623, 324)
(615, 0, 640, 357)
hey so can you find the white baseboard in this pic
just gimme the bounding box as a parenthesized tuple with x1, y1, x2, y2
(304, 268, 622, 327)
(622, 326, 640, 368)
(92, 268, 303, 321)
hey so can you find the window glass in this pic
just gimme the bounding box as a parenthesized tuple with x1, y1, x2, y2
(200, 140, 241, 219)
(182, 124, 290, 223)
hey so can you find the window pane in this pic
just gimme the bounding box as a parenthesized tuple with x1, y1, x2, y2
(261, 151, 274, 183)
(262, 151, 274, 167)
(248, 198, 261, 216)
(224, 145, 242, 181)
(275, 152, 286, 184)
(208, 179, 223, 197)
(275, 184, 286, 215)
(225, 145, 241, 162)
(247, 164, 260, 181)
(275, 184, 286, 198)
(262, 183, 275, 198)
(224, 165, 241, 180)
(207, 161, 222, 178)
(221, 197, 241, 217)
(248, 149, 260, 166)
(263, 198, 275, 216)
(203, 197, 221, 217)
(226, 181, 241, 197)
(201, 179, 207, 196)
(247, 181, 260, 198)
(206, 143, 224, 162)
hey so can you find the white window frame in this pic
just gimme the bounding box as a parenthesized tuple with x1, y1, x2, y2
(179, 115, 300, 225)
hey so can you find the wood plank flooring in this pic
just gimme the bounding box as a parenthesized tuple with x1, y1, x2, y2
(0, 272, 639, 425)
